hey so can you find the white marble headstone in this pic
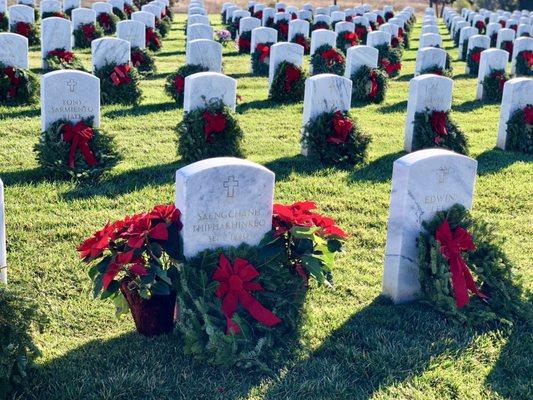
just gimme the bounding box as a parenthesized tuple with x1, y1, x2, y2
(476, 49, 508, 99)
(251, 26, 277, 54)
(419, 33, 442, 48)
(40, 0, 61, 16)
(465, 35, 490, 73)
(188, 14, 209, 26)
(41, 70, 100, 131)
(459, 27, 478, 60)
(383, 149, 477, 303)
(0, 0, 7, 13)
(335, 21, 355, 35)
(109, 0, 125, 12)
(310, 29, 336, 55)
(496, 28, 516, 48)
(268, 41, 303, 86)
(404, 75, 454, 152)
(421, 24, 439, 34)
(261, 7, 275, 26)
(117, 20, 145, 49)
(288, 19, 310, 41)
(344, 45, 378, 78)
(92, 2, 113, 16)
(0, 179, 5, 284)
(497, 78, 533, 149)
(91, 37, 130, 71)
(186, 39, 222, 72)
(187, 23, 213, 41)
(131, 11, 155, 29)
(0, 33, 29, 69)
(41, 17, 72, 68)
(511, 37, 533, 74)
(239, 16, 260, 34)
(183, 72, 237, 113)
(175, 157, 275, 259)
(72, 8, 96, 30)
(414, 47, 447, 76)
(367, 30, 391, 47)
(8, 5, 34, 25)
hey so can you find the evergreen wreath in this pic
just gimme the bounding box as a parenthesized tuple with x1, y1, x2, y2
(354, 24, 369, 44)
(399, 28, 410, 49)
(112, 7, 127, 20)
(176, 99, 244, 163)
(165, 64, 208, 106)
(504, 105, 533, 153)
(237, 30, 252, 54)
(269, 61, 305, 103)
(312, 21, 330, 31)
(44, 48, 85, 71)
(444, 52, 453, 76)
(176, 201, 346, 368)
(453, 30, 460, 47)
(474, 20, 486, 34)
(460, 40, 468, 61)
(156, 17, 171, 38)
(131, 47, 156, 76)
(165, 6, 174, 21)
(96, 12, 118, 35)
(302, 110, 371, 168)
(94, 63, 142, 106)
(384, 11, 394, 21)
(499, 40, 513, 61)
(251, 42, 273, 76)
(466, 46, 484, 75)
(419, 64, 452, 78)
(64, 6, 76, 18)
(272, 19, 289, 41)
(350, 65, 387, 104)
(336, 30, 358, 53)
(124, 3, 137, 18)
(515, 50, 533, 76)
(375, 43, 401, 77)
(146, 27, 162, 52)
(11, 21, 39, 46)
(228, 16, 242, 40)
(35, 117, 120, 181)
(73, 23, 104, 49)
(412, 110, 469, 155)
(390, 35, 403, 51)
(291, 33, 310, 55)
(311, 44, 345, 75)
(41, 11, 66, 19)
(418, 204, 527, 326)
(490, 32, 498, 47)
(0, 12, 8, 32)
(0, 63, 38, 106)
(481, 69, 509, 102)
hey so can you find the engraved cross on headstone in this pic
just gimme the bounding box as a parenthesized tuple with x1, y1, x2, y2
(223, 176, 239, 197)
(66, 79, 77, 92)
(436, 165, 449, 183)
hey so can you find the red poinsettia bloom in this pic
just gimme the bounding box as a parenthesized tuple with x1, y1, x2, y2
(48, 49, 75, 63)
(284, 64, 301, 91)
(77, 222, 116, 260)
(15, 21, 31, 37)
(102, 251, 147, 290)
(343, 31, 358, 47)
(203, 111, 226, 143)
(125, 214, 169, 249)
(327, 111, 353, 144)
(148, 204, 182, 226)
(430, 111, 448, 144)
(524, 105, 533, 125)
(82, 23, 96, 40)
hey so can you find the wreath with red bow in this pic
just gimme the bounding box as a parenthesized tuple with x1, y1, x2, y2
(251, 42, 273, 76)
(272, 19, 289, 41)
(481, 69, 509, 102)
(176, 201, 346, 367)
(354, 23, 369, 44)
(0, 63, 38, 106)
(375, 43, 402, 77)
(466, 46, 485, 75)
(412, 109, 469, 155)
(44, 48, 85, 71)
(35, 117, 120, 180)
(94, 62, 142, 105)
(165, 63, 208, 106)
(145, 27, 162, 52)
(131, 47, 156, 75)
(156, 16, 171, 38)
(418, 204, 526, 326)
(123, 3, 137, 18)
(350, 65, 388, 104)
(41, 11, 66, 19)
(490, 32, 498, 47)
(302, 110, 371, 168)
(11, 21, 39, 46)
(237, 30, 251, 54)
(176, 99, 245, 163)
(499, 40, 513, 61)
(515, 50, 533, 76)
(269, 61, 306, 103)
(228, 16, 243, 40)
(384, 11, 394, 21)
(475, 20, 486, 34)
(398, 27, 410, 49)
(419, 64, 452, 78)
(73, 23, 104, 49)
(312, 21, 331, 31)
(96, 12, 118, 35)
(0, 12, 8, 32)
(311, 44, 345, 75)
(112, 7, 127, 21)
(376, 15, 385, 25)
(504, 104, 533, 153)
(336, 30, 358, 53)
(291, 33, 310, 55)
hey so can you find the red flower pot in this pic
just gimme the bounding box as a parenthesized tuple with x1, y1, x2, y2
(120, 278, 177, 336)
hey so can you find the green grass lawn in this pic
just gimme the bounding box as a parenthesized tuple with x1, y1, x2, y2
(1, 15, 532, 400)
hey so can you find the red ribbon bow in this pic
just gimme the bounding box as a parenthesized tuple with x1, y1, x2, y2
(15, 22, 31, 37)
(131, 51, 144, 67)
(278, 21, 288, 36)
(492, 71, 507, 92)
(146, 28, 161, 47)
(284, 64, 301, 91)
(524, 105, 533, 125)
(238, 37, 251, 51)
(110, 64, 132, 86)
(173, 74, 185, 93)
(343, 32, 358, 47)
(98, 12, 111, 29)
(61, 121, 98, 169)
(48, 49, 75, 63)
(430, 111, 448, 144)
(327, 111, 353, 144)
(256, 44, 270, 63)
(213, 254, 281, 335)
(321, 48, 343, 66)
(203, 110, 226, 143)
(381, 59, 401, 74)
(82, 24, 96, 40)
(471, 50, 482, 63)
(3, 67, 21, 97)
(293, 35, 309, 52)
(522, 50, 533, 67)
(368, 70, 378, 99)
(355, 26, 367, 38)
(435, 220, 487, 308)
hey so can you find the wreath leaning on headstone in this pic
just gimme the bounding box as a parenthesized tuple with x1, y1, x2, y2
(336, 30, 358, 53)
(11, 21, 39, 46)
(251, 42, 273, 76)
(419, 64, 452, 78)
(112, 7, 127, 21)
(291, 33, 310, 55)
(41, 11, 66, 19)
(302, 110, 371, 168)
(94, 62, 142, 106)
(73, 23, 104, 49)
(375, 43, 401, 77)
(269, 61, 306, 103)
(96, 12, 119, 35)
(515, 50, 533, 76)
(418, 204, 527, 326)
(272, 19, 289, 41)
(311, 44, 345, 75)
(466, 46, 484, 75)
(156, 16, 171, 38)
(176, 99, 245, 163)
(350, 65, 388, 104)
(237, 30, 252, 54)
(131, 47, 156, 76)
(35, 117, 121, 181)
(0, 12, 8, 32)
(43, 48, 85, 72)
(499, 40, 513, 61)
(165, 64, 209, 107)
(481, 69, 509, 102)
(0, 62, 39, 106)
(504, 104, 533, 153)
(312, 21, 330, 31)
(412, 109, 469, 155)
(146, 27, 162, 52)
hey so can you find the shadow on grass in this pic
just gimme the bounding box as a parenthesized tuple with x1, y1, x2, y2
(156, 50, 186, 57)
(348, 151, 404, 183)
(104, 101, 178, 118)
(452, 99, 485, 112)
(454, 73, 474, 80)
(396, 73, 414, 82)
(63, 160, 182, 201)
(1, 167, 50, 186)
(263, 154, 328, 181)
(476, 148, 533, 176)
(377, 100, 408, 114)
(145, 71, 172, 80)
(228, 72, 253, 79)
(236, 98, 282, 112)
(0, 107, 40, 119)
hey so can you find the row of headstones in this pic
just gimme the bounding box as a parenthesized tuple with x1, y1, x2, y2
(0, 0, 135, 18)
